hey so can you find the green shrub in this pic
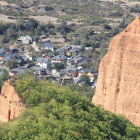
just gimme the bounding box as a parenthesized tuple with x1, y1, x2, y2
(0, 75, 136, 139)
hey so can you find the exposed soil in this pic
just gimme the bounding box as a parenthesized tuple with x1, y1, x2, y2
(0, 14, 16, 23)
(0, 1, 17, 7)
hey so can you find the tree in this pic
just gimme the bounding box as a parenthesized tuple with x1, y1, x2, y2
(99, 48, 108, 58)
(20, 46, 25, 52)
(7, 26, 17, 39)
(81, 39, 90, 47)
(44, 5, 53, 11)
(34, 36, 39, 43)
(119, 20, 127, 29)
(112, 28, 120, 36)
(130, 4, 140, 13)
(62, 34, 67, 40)
(54, 62, 64, 71)
(55, 23, 72, 34)
(53, 50, 59, 56)
(103, 24, 112, 30)
(36, 25, 42, 35)
(2, 36, 9, 43)
(0, 74, 138, 139)
(5, 58, 18, 69)
(46, 21, 55, 29)
(80, 74, 90, 84)
(0, 70, 11, 90)
(46, 76, 55, 81)
(9, 75, 140, 140)
(27, 46, 34, 52)
(69, 83, 94, 101)
(73, 38, 81, 45)
(0, 25, 4, 35)
(28, 18, 38, 29)
(64, 50, 67, 57)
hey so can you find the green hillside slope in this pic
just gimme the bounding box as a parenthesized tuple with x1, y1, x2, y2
(0, 75, 140, 140)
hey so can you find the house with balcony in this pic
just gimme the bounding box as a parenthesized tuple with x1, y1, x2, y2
(51, 55, 67, 65)
(36, 57, 51, 68)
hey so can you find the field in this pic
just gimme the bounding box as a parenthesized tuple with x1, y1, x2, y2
(29, 15, 58, 24)
(0, 14, 16, 23)
(0, 14, 58, 24)
(99, 0, 140, 7)
(0, 14, 81, 26)
(0, 1, 17, 6)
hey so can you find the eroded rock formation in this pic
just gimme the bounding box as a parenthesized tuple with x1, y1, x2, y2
(92, 17, 140, 126)
(0, 79, 25, 122)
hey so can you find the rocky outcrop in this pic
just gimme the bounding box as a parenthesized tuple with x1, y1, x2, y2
(0, 79, 25, 122)
(92, 17, 140, 126)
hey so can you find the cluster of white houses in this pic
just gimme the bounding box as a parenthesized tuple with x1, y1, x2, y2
(0, 36, 97, 87)
(8, 51, 97, 87)
(17, 35, 54, 52)
(35, 53, 89, 69)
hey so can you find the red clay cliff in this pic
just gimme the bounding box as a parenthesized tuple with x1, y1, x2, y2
(92, 17, 140, 126)
(0, 79, 25, 122)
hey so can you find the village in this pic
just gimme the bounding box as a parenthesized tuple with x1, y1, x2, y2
(0, 34, 98, 89)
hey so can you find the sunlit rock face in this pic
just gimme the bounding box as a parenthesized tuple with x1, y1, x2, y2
(92, 17, 140, 126)
(0, 79, 25, 122)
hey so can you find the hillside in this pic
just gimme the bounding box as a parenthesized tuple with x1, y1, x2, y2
(0, 0, 133, 26)
(0, 0, 137, 73)
(0, 75, 139, 139)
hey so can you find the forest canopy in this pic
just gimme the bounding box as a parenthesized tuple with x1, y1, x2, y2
(0, 75, 139, 140)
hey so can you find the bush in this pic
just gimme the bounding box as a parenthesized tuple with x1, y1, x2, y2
(99, 48, 108, 58)
(112, 28, 120, 36)
(44, 5, 53, 11)
(5, 58, 18, 69)
(80, 74, 90, 84)
(2, 36, 10, 43)
(54, 62, 64, 71)
(103, 24, 112, 30)
(130, 5, 140, 13)
(0, 70, 11, 91)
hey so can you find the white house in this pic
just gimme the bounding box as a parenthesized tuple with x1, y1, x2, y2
(23, 52, 35, 61)
(51, 55, 67, 65)
(22, 35, 33, 45)
(41, 40, 54, 51)
(36, 57, 51, 68)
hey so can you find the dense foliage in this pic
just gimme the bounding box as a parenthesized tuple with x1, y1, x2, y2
(54, 62, 64, 71)
(80, 74, 90, 84)
(5, 58, 18, 69)
(44, 5, 53, 11)
(0, 0, 124, 19)
(69, 83, 94, 101)
(0, 75, 139, 139)
(130, 5, 140, 13)
(0, 18, 74, 45)
(0, 70, 10, 90)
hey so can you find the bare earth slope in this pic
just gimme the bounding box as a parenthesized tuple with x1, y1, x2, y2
(0, 80, 25, 122)
(92, 17, 140, 126)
